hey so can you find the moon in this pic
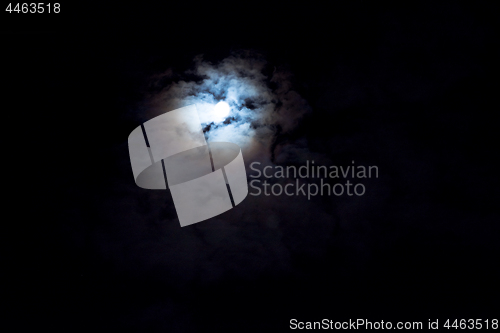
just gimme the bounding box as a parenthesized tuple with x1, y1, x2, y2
(213, 101, 230, 122)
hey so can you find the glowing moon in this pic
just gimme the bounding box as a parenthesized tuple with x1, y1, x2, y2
(213, 101, 230, 121)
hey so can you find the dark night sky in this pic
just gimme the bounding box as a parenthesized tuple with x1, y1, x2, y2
(3, 2, 499, 332)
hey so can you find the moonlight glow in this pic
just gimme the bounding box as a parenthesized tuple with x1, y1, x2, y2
(213, 101, 230, 122)
(148, 54, 310, 148)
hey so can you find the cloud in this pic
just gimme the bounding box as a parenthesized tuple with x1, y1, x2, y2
(142, 50, 312, 168)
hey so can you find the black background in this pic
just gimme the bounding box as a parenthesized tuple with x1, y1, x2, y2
(3, 1, 499, 332)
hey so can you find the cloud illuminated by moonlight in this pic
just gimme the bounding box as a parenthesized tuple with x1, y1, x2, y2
(143, 51, 312, 166)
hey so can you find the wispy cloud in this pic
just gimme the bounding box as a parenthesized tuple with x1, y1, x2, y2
(143, 50, 312, 166)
